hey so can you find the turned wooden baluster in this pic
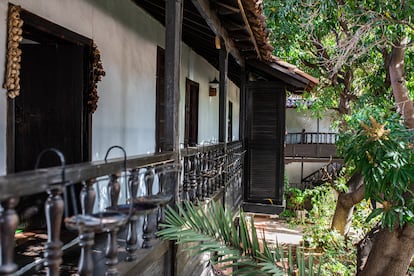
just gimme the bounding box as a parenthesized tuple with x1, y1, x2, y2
(0, 198, 19, 276)
(44, 186, 65, 276)
(142, 168, 156, 248)
(125, 169, 139, 261)
(76, 178, 97, 276)
(105, 173, 121, 275)
(189, 155, 197, 202)
(195, 153, 203, 201)
(78, 230, 95, 276)
(182, 155, 190, 201)
(80, 179, 96, 215)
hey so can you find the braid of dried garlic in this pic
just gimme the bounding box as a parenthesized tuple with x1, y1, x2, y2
(3, 5, 23, 99)
(88, 43, 106, 113)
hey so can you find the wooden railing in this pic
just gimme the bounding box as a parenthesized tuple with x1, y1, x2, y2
(0, 141, 245, 275)
(179, 141, 244, 210)
(285, 132, 338, 144)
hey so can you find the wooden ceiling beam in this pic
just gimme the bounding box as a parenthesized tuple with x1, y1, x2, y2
(237, 0, 261, 60)
(191, 0, 244, 66)
(216, 2, 240, 13)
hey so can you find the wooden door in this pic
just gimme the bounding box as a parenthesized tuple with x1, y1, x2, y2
(184, 79, 199, 146)
(13, 44, 84, 172)
(156, 46, 166, 151)
(245, 82, 285, 205)
(228, 101, 233, 142)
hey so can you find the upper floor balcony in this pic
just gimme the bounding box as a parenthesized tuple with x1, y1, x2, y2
(285, 132, 339, 160)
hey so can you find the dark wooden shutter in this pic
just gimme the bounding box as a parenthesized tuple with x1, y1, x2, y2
(246, 82, 285, 204)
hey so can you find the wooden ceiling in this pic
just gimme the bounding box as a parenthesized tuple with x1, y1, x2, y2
(133, 0, 317, 90)
(133, 0, 266, 86)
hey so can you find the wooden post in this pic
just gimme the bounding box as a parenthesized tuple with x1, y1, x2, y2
(164, 0, 183, 152)
(0, 198, 19, 276)
(219, 38, 228, 143)
(239, 63, 246, 141)
(165, 1, 183, 274)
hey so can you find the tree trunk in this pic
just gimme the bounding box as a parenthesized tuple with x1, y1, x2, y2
(331, 171, 364, 235)
(389, 38, 414, 129)
(360, 39, 414, 275)
(359, 225, 414, 275)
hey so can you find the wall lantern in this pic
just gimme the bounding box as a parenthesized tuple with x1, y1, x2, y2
(209, 77, 219, 97)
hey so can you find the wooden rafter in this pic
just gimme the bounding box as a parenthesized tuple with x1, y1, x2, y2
(237, 0, 261, 60)
(191, 0, 244, 65)
(216, 2, 240, 13)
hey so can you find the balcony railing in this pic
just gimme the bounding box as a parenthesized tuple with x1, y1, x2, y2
(285, 132, 338, 144)
(0, 141, 245, 275)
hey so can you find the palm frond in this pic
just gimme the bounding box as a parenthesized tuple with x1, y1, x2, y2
(157, 201, 321, 275)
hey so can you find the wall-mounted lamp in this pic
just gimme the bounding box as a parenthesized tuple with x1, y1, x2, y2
(209, 77, 219, 96)
(215, 35, 221, 49)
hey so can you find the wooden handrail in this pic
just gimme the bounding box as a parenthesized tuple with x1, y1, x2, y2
(0, 152, 176, 201)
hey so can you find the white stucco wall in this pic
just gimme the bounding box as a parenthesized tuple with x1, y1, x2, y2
(285, 162, 328, 185)
(286, 109, 336, 133)
(0, 0, 240, 174)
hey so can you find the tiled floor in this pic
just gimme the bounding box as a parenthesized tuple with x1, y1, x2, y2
(247, 213, 303, 246)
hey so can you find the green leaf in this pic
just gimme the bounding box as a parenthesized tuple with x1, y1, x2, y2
(366, 208, 384, 222)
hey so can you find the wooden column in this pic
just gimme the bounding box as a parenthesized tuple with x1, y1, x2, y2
(219, 38, 228, 143)
(164, 0, 183, 152)
(165, 2, 183, 275)
(239, 64, 247, 141)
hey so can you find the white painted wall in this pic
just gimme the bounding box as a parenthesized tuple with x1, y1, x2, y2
(286, 109, 336, 133)
(0, 0, 240, 174)
(285, 109, 337, 187)
(285, 162, 328, 185)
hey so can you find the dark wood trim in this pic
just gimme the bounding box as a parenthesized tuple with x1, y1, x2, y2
(156, 46, 165, 152)
(164, 0, 183, 153)
(239, 63, 246, 141)
(218, 40, 228, 143)
(20, 8, 92, 46)
(6, 98, 15, 174)
(247, 59, 309, 91)
(184, 78, 200, 146)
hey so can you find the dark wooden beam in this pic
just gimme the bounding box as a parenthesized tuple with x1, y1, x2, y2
(237, 0, 260, 60)
(247, 59, 310, 90)
(219, 39, 228, 143)
(216, 2, 240, 13)
(164, 0, 183, 152)
(191, 0, 244, 66)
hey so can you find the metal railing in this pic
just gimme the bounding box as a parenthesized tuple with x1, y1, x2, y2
(285, 132, 338, 144)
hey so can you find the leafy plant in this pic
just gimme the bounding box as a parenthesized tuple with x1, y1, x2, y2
(339, 111, 414, 230)
(157, 201, 321, 275)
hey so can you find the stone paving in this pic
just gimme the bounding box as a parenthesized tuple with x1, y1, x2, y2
(247, 213, 303, 247)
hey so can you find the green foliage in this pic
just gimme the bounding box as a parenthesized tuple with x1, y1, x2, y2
(157, 201, 321, 275)
(263, 0, 414, 119)
(286, 187, 307, 211)
(338, 109, 414, 230)
(300, 185, 356, 275)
